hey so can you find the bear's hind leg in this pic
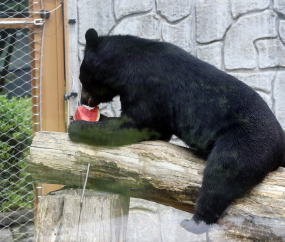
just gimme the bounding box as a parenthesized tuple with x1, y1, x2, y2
(181, 132, 278, 233)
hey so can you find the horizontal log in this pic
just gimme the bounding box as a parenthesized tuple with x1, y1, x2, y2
(28, 131, 285, 241)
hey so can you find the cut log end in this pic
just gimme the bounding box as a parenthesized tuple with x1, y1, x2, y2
(34, 189, 130, 242)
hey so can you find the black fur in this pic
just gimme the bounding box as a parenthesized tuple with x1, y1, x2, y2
(69, 28, 285, 232)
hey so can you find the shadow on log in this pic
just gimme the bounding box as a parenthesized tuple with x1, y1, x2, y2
(28, 131, 285, 241)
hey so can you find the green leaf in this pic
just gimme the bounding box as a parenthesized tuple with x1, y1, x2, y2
(0, 96, 34, 212)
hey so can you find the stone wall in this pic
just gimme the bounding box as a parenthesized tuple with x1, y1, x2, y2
(67, 0, 285, 240)
(126, 198, 206, 241)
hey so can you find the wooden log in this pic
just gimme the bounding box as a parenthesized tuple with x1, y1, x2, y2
(34, 189, 130, 242)
(29, 131, 285, 241)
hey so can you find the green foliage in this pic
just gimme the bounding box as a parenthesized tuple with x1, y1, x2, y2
(0, 0, 29, 12)
(0, 95, 33, 212)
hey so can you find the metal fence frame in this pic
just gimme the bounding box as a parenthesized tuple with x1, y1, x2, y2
(0, 0, 65, 241)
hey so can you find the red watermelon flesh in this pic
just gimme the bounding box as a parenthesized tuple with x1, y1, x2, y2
(74, 105, 100, 121)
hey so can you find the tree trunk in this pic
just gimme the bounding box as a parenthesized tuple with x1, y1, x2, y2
(29, 131, 285, 241)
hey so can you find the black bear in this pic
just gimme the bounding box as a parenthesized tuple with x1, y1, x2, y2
(68, 28, 285, 233)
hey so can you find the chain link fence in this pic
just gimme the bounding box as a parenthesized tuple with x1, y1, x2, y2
(0, 0, 44, 241)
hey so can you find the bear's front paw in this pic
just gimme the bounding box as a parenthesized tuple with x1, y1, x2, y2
(68, 121, 79, 141)
(180, 218, 214, 234)
(68, 120, 89, 141)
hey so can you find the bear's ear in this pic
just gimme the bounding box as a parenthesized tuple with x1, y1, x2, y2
(85, 28, 99, 46)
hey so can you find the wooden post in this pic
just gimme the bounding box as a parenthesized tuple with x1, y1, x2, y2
(34, 189, 130, 242)
(41, 0, 65, 133)
(36, 0, 66, 195)
(63, 0, 71, 128)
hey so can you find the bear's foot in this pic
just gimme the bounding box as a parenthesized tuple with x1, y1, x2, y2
(180, 218, 215, 234)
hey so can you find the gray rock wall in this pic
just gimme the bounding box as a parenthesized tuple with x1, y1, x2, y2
(67, 1, 285, 240)
(126, 198, 206, 241)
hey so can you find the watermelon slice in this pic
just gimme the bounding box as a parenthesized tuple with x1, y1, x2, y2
(74, 105, 100, 122)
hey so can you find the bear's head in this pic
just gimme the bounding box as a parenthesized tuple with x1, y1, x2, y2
(79, 28, 120, 107)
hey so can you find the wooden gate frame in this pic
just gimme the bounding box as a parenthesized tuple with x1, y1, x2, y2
(0, 0, 65, 198)
(34, 0, 66, 196)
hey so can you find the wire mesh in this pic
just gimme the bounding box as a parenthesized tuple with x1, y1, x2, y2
(0, 0, 44, 241)
(1, 0, 33, 19)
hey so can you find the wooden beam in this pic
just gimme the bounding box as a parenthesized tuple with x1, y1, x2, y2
(37, 0, 65, 196)
(28, 131, 285, 241)
(41, 0, 65, 133)
(63, 0, 71, 128)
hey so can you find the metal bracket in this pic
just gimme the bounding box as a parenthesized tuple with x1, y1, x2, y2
(64, 92, 78, 101)
(79, 163, 91, 218)
(40, 10, 50, 19)
(34, 19, 44, 26)
(68, 19, 76, 24)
